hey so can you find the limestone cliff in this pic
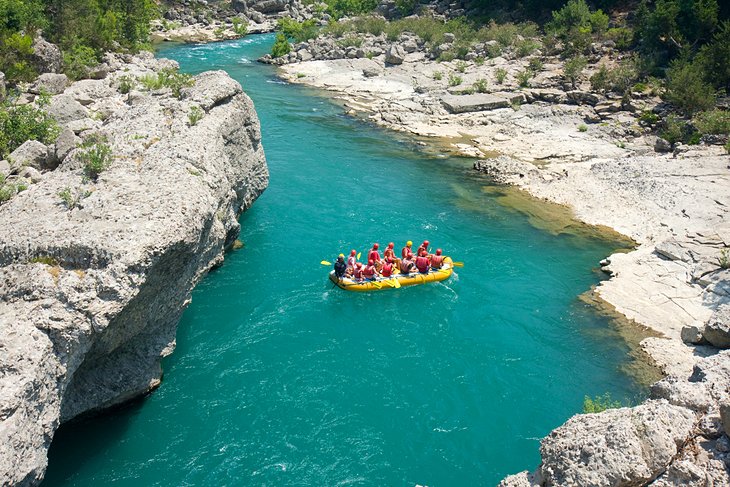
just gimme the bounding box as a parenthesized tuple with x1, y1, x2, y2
(0, 55, 268, 485)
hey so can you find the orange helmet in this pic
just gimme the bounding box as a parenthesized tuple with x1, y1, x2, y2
(350, 249, 356, 256)
(436, 248, 442, 255)
(388, 242, 394, 248)
(373, 243, 379, 250)
(356, 262, 363, 268)
(423, 240, 430, 247)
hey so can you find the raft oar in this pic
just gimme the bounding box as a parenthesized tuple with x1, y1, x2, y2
(321, 260, 332, 266)
(452, 262, 464, 267)
(371, 281, 382, 289)
(357, 252, 361, 260)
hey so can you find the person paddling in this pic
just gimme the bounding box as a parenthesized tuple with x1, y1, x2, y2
(334, 254, 347, 279)
(430, 249, 444, 269)
(401, 240, 413, 259)
(415, 249, 430, 274)
(400, 251, 415, 274)
(417, 240, 430, 256)
(353, 262, 365, 281)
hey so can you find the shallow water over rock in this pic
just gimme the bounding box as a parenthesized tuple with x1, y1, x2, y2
(44, 35, 645, 486)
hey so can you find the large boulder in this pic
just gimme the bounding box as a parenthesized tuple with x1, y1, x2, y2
(31, 37, 62, 74)
(249, 0, 286, 13)
(704, 305, 730, 348)
(8, 140, 48, 172)
(385, 44, 406, 65)
(54, 127, 81, 165)
(441, 93, 511, 114)
(231, 0, 248, 12)
(29, 73, 70, 95)
(47, 94, 88, 123)
(539, 400, 696, 486)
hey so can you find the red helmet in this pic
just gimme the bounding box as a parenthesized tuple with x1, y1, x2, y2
(423, 240, 430, 247)
(420, 250, 427, 256)
(407, 251, 413, 258)
(356, 262, 363, 268)
(388, 242, 394, 248)
(368, 259, 374, 265)
(373, 243, 379, 250)
(436, 248, 442, 255)
(350, 249, 356, 256)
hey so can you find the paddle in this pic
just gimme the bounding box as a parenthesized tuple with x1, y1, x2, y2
(321, 260, 331, 266)
(452, 262, 464, 267)
(371, 281, 382, 289)
(391, 278, 401, 288)
(357, 252, 361, 260)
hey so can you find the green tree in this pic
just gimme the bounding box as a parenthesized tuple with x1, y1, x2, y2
(664, 57, 716, 115)
(271, 33, 291, 58)
(547, 0, 609, 54)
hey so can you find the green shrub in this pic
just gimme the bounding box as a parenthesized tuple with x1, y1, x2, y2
(188, 105, 204, 126)
(720, 249, 730, 269)
(578, 123, 588, 132)
(271, 32, 291, 58)
(63, 44, 99, 80)
(590, 58, 639, 95)
(232, 17, 248, 36)
(528, 58, 543, 73)
(0, 94, 60, 159)
(455, 60, 467, 73)
(351, 15, 387, 36)
(118, 75, 134, 94)
(638, 111, 659, 126)
(475, 56, 485, 66)
(433, 71, 443, 80)
(563, 55, 587, 89)
(693, 109, 730, 135)
(583, 393, 622, 413)
(606, 27, 633, 50)
(473, 78, 488, 93)
(661, 115, 687, 144)
(448, 74, 462, 87)
(0, 32, 37, 83)
(495, 67, 507, 84)
(278, 18, 319, 43)
(515, 38, 539, 58)
(138, 68, 194, 99)
(547, 0, 608, 54)
(337, 35, 363, 48)
(0, 184, 15, 203)
(516, 69, 533, 88)
(664, 58, 717, 115)
(58, 186, 90, 210)
(325, 0, 378, 19)
(395, 0, 417, 16)
(485, 42, 502, 58)
(77, 135, 113, 182)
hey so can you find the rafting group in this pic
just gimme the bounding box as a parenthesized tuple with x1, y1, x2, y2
(334, 240, 445, 279)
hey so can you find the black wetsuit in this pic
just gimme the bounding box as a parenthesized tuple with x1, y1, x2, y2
(334, 260, 347, 278)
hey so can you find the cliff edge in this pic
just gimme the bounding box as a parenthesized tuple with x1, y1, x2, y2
(0, 54, 269, 485)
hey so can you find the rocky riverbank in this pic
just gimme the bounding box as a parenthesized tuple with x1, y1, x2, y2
(270, 20, 730, 485)
(0, 53, 268, 485)
(151, 0, 315, 43)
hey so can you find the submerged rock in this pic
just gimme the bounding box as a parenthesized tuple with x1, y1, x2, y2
(0, 60, 268, 486)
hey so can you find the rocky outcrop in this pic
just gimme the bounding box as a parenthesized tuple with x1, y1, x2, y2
(31, 36, 62, 74)
(0, 54, 268, 485)
(704, 305, 730, 349)
(503, 350, 730, 487)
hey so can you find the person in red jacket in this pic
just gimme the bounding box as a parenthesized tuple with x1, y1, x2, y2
(415, 250, 430, 273)
(363, 260, 377, 280)
(430, 248, 444, 269)
(417, 240, 430, 256)
(383, 242, 396, 264)
(381, 260, 394, 277)
(353, 262, 364, 280)
(401, 240, 412, 259)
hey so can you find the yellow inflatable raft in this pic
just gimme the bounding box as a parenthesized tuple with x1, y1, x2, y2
(329, 257, 454, 292)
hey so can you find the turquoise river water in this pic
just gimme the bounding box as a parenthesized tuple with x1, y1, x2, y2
(44, 34, 643, 486)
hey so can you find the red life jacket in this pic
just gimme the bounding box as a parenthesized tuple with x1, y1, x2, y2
(383, 249, 395, 263)
(401, 246, 411, 259)
(381, 263, 393, 277)
(363, 265, 376, 278)
(368, 250, 381, 262)
(353, 267, 364, 279)
(431, 255, 444, 268)
(417, 244, 427, 256)
(416, 255, 429, 273)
